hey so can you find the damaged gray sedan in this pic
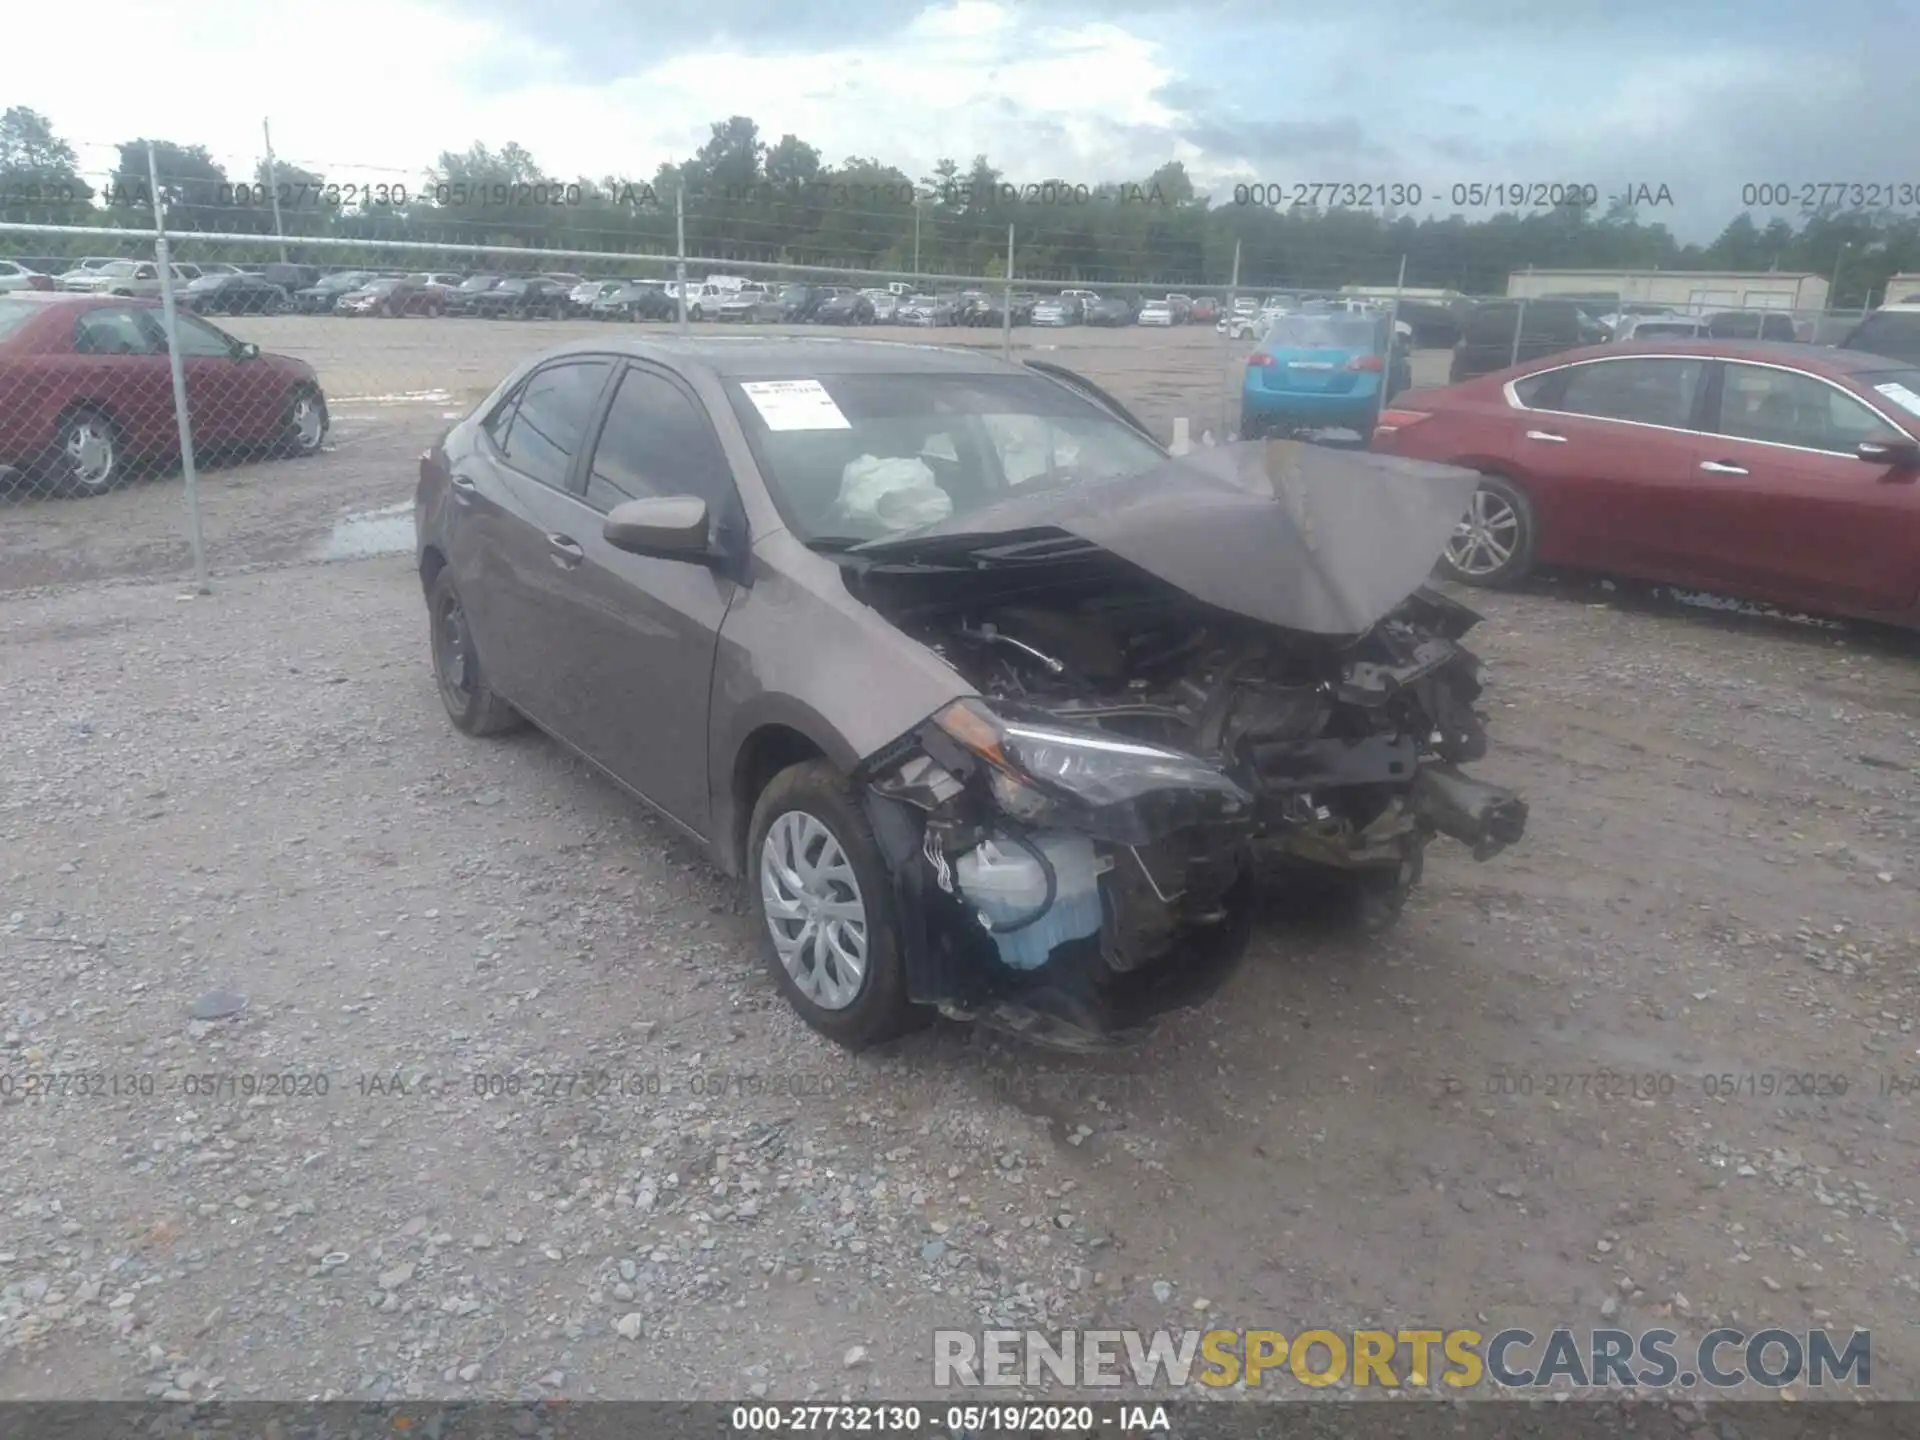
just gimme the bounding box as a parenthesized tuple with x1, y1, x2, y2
(415, 337, 1527, 1051)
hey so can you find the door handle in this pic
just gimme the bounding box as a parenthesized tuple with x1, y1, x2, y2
(546, 534, 585, 568)
(1524, 429, 1567, 443)
(1699, 460, 1749, 475)
(449, 473, 477, 506)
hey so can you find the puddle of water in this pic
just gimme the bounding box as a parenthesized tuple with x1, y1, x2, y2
(310, 501, 414, 561)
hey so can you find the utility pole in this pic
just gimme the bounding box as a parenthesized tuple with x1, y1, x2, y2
(261, 118, 288, 263)
(1002, 223, 1014, 362)
(913, 203, 922, 278)
(1229, 238, 1241, 310)
(676, 185, 689, 335)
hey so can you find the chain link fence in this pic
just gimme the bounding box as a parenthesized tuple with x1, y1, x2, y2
(0, 220, 1890, 594)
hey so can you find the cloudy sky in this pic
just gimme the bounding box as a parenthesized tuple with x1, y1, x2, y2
(3, 0, 1914, 241)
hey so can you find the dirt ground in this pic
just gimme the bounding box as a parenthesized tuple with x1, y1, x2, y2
(2, 316, 1918, 1408)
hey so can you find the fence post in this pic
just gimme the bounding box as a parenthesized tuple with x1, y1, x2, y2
(262, 118, 288, 264)
(675, 185, 689, 335)
(1002, 223, 1014, 363)
(1509, 296, 1527, 369)
(149, 143, 209, 595)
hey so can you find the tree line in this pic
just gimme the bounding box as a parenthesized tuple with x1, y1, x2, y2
(2, 107, 1916, 305)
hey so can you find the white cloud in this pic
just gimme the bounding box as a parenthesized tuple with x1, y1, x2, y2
(1, 0, 1181, 195)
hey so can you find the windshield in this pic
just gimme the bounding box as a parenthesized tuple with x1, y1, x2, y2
(724, 372, 1166, 545)
(98, 261, 138, 277)
(496, 279, 530, 294)
(460, 276, 497, 290)
(0, 300, 44, 342)
(1848, 312, 1920, 364)
(1861, 369, 1920, 424)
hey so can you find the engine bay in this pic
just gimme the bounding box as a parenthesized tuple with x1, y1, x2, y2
(847, 547, 1528, 1048)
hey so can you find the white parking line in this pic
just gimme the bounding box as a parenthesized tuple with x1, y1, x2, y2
(329, 389, 455, 405)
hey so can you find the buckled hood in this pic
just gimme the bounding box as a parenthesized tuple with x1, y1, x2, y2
(850, 439, 1483, 636)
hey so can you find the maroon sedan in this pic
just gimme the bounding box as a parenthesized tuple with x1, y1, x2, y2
(0, 293, 328, 498)
(1371, 340, 1920, 626)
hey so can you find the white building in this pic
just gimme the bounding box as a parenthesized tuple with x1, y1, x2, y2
(1882, 273, 1920, 305)
(1505, 268, 1829, 314)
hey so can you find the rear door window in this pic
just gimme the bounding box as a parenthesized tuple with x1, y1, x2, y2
(493, 359, 614, 490)
(74, 307, 162, 355)
(1553, 358, 1704, 429)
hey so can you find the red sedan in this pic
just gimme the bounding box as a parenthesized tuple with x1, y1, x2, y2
(1371, 340, 1920, 626)
(0, 293, 328, 498)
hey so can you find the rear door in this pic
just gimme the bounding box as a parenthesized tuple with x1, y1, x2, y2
(451, 358, 619, 706)
(1503, 356, 1710, 574)
(68, 306, 177, 453)
(1686, 361, 1920, 614)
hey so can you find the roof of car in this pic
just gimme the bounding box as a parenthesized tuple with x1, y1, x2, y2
(0, 291, 155, 308)
(539, 335, 1022, 379)
(1549, 339, 1911, 373)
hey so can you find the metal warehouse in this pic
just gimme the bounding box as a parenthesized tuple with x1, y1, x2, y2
(1504, 267, 1830, 313)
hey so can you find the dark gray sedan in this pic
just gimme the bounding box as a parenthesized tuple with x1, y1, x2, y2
(415, 339, 1526, 1050)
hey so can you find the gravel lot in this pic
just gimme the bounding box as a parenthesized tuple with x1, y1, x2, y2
(0, 317, 1450, 595)
(3, 314, 1918, 1407)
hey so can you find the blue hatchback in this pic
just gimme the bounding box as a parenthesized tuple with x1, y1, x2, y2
(1240, 312, 1411, 438)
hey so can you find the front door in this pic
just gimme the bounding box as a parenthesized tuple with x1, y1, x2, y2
(1684, 361, 1920, 614)
(526, 362, 743, 835)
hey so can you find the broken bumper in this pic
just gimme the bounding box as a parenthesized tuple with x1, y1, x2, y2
(858, 698, 1526, 1051)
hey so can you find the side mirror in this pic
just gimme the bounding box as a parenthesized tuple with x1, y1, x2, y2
(603, 495, 711, 560)
(1857, 437, 1920, 469)
(235, 341, 260, 361)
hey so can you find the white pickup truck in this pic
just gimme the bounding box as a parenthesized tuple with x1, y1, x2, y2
(59, 259, 198, 298)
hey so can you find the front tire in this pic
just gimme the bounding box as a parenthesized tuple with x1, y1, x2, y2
(279, 385, 328, 457)
(748, 761, 919, 1050)
(427, 569, 527, 737)
(1439, 475, 1536, 588)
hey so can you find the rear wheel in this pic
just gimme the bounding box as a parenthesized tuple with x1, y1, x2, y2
(427, 569, 526, 737)
(50, 407, 124, 498)
(1439, 475, 1536, 587)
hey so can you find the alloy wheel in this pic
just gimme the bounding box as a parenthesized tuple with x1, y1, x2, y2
(760, 811, 869, 1011)
(291, 394, 324, 451)
(63, 416, 117, 493)
(1446, 486, 1521, 577)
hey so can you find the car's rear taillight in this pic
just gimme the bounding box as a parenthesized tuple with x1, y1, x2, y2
(1246, 352, 1275, 367)
(1372, 408, 1432, 438)
(1346, 354, 1385, 372)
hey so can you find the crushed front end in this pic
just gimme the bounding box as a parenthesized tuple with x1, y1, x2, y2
(851, 558, 1527, 1050)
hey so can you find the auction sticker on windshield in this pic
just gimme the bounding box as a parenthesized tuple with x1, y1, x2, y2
(740, 379, 852, 430)
(1872, 381, 1920, 417)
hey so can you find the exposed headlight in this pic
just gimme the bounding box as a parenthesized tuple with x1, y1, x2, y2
(931, 698, 1251, 812)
